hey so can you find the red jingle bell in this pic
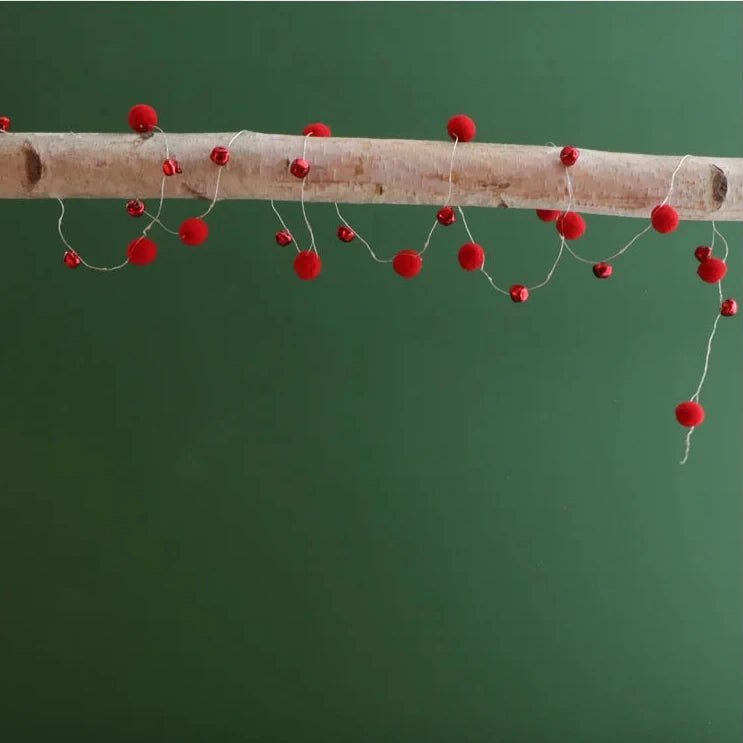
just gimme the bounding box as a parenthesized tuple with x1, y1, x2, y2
(593, 262, 613, 279)
(651, 204, 679, 234)
(302, 123, 331, 138)
(721, 299, 738, 317)
(536, 209, 560, 222)
(0, 116, 11, 132)
(675, 400, 704, 427)
(393, 250, 423, 278)
(446, 114, 476, 142)
(694, 246, 712, 263)
(210, 146, 230, 166)
(290, 158, 310, 179)
(128, 104, 158, 134)
(127, 237, 158, 266)
(275, 230, 293, 247)
(126, 199, 145, 217)
(458, 243, 485, 271)
(556, 211, 586, 240)
(337, 225, 356, 243)
(162, 158, 182, 176)
(437, 206, 456, 226)
(697, 257, 727, 283)
(560, 146, 579, 166)
(294, 250, 322, 280)
(509, 284, 529, 303)
(63, 250, 81, 269)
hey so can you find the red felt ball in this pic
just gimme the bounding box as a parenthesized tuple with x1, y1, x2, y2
(337, 225, 355, 243)
(128, 104, 158, 134)
(697, 257, 727, 283)
(126, 199, 145, 217)
(721, 299, 738, 317)
(275, 230, 293, 247)
(294, 250, 322, 280)
(290, 158, 310, 179)
(675, 401, 704, 427)
(447, 114, 476, 142)
(556, 211, 586, 240)
(210, 146, 230, 166)
(560, 146, 580, 166)
(302, 122, 331, 138)
(393, 250, 423, 278)
(0, 116, 11, 132)
(694, 245, 712, 263)
(651, 204, 679, 234)
(509, 284, 529, 303)
(63, 250, 81, 269)
(592, 262, 613, 279)
(536, 209, 560, 222)
(458, 242, 485, 271)
(179, 217, 209, 246)
(437, 206, 456, 226)
(127, 237, 157, 266)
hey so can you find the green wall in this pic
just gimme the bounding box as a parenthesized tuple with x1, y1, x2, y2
(1, 2, 741, 741)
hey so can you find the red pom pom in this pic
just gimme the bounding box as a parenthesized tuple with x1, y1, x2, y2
(697, 257, 727, 283)
(179, 217, 209, 246)
(509, 284, 529, 303)
(651, 204, 679, 234)
(337, 226, 355, 243)
(275, 230, 293, 247)
(128, 104, 158, 133)
(675, 401, 704, 427)
(63, 250, 81, 269)
(458, 242, 485, 271)
(294, 250, 322, 280)
(560, 146, 580, 166)
(290, 158, 310, 179)
(556, 212, 586, 240)
(302, 122, 331, 137)
(210, 146, 230, 166)
(393, 250, 423, 278)
(127, 237, 157, 266)
(126, 199, 145, 217)
(592, 262, 613, 279)
(694, 246, 712, 263)
(536, 209, 560, 222)
(437, 206, 456, 226)
(721, 299, 738, 317)
(447, 114, 476, 142)
(0, 116, 11, 132)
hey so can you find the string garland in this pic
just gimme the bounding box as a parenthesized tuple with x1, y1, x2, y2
(0, 104, 737, 464)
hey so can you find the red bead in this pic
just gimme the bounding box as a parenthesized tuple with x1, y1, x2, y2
(302, 122, 331, 137)
(128, 104, 158, 133)
(697, 257, 727, 283)
(392, 250, 423, 278)
(210, 146, 230, 166)
(651, 204, 679, 234)
(275, 230, 293, 247)
(0, 116, 10, 132)
(63, 250, 81, 269)
(290, 158, 310, 179)
(294, 250, 322, 280)
(560, 146, 580, 166)
(179, 217, 209, 246)
(509, 284, 529, 303)
(127, 237, 157, 266)
(536, 209, 560, 222)
(126, 199, 145, 217)
(592, 262, 613, 279)
(721, 298, 738, 317)
(458, 242, 485, 271)
(437, 206, 456, 226)
(162, 158, 182, 176)
(694, 245, 712, 263)
(447, 114, 476, 142)
(337, 225, 356, 243)
(675, 400, 704, 427)
(556, 211, 586, 240)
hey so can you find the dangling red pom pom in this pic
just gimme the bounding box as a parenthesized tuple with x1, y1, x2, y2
(393, 250, 423, 278)
(127, 237, 157, 266)
(179, 217, 209, 246)
(675, 401, 704, 427)
(210, 146, 230, 165)
(458, 242, 485, 271)
(290, 158, 310, 179)
(509, 285, 529, 303)
(694, 245, 712, 263)
(592, 262, 613, 279)
(536, 209, 560, 222)
(560, 146, 579, 166)
(447, 114, 476, 142)
(721, 299, 738, 317)
(437, 206, 456, 226)
(651, 204, 679, 234)
(0, 116, 11, 132)
(275, 230, 293, 247)
(337, 226, 355, 243)
(128, 104, 158, 133)
(697, 257, 727, 283)
(302, 123, 331, 137)
(126, 199, 145, 217)
(294, 250, 321, 280)
(556, 212, 586, 240)
(63, 250, 81, 269)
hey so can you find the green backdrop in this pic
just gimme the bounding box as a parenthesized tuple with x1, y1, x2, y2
(1, 3, 741, 741)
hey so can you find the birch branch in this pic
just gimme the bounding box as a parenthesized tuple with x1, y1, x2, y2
(0, 132, 740, 221)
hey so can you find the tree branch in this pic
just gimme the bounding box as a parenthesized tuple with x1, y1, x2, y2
(0, 132, 740, 221)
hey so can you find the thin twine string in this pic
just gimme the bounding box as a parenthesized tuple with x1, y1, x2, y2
(334, 203, 391, 264)
(420, 136, 458, 256)
(680, 221, 731, 465)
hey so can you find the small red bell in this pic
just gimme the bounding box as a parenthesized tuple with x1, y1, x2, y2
(337, 226, 356, 243)
(0, 116, 10, 132)
(721, 299, 738, 317)
(560, 146, 580, 166)
(592, 262, 613, 279)
(210, 146, 230, 166)
(509, 284, 529, 303)
(275, 230, 293, 247)
(437, 206, 456, 226)
(289, 158, 310, 179)
(162, 158, 182, 176)
(63, 250, 82, 269)
(126, 199, 145, 217)
(694, 246, 712, 263)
